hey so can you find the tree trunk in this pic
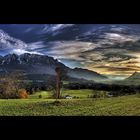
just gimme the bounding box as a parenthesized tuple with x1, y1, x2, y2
(56, 74, 60, 99)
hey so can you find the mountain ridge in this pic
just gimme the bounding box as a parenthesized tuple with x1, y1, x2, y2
(0, 53, 108, 81)
(126, 71, 140, 80)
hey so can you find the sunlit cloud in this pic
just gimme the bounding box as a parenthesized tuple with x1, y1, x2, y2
(12, 49, 42, 55)
(46, 41, 97, 60)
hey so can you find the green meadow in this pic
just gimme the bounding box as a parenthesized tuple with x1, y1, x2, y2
(0, 89, 140, 116)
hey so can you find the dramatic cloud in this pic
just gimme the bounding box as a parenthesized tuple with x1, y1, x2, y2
(45, 41, 96, 60)
(41, 24, 75, 35)
(1, 24, 140, 78)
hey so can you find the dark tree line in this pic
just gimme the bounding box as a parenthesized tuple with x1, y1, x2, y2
(64, 82, 140, 96)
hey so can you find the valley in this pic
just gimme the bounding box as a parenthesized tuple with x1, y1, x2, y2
(1, 24, 140, 116)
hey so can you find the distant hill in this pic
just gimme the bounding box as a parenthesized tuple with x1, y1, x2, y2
(126, 72, 140, 81)
(99, 72, 140, 86)
(67, 67, 107, 81)
(0, 53, 108, 82)
(118, 72, 140, 85)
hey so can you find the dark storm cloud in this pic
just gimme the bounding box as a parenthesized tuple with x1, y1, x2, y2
(1, 24, 140, 77)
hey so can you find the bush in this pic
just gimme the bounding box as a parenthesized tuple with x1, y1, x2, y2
(38, 94, 42, 98)
(18, 89, 28, 99)
(73, 96, 79, 99)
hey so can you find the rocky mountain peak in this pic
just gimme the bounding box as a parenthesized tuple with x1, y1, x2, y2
(0, 53, 108, 81)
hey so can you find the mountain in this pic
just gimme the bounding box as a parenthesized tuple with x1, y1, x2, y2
(0, 53, 67, 75)
(126, 72, 140, 81)
(67, 67, 107, 81)
(0, 53, 107, 81)
(115, 72, 140, 85)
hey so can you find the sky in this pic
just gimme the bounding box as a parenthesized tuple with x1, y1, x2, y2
(0, 24, 140, 78)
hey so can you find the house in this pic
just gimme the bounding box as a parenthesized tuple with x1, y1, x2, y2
(64, 95, 73, 99)
(107, 92, 113, 97)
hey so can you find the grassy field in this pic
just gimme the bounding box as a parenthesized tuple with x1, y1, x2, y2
(0, 90, 140, 116)
(28, 89, 95, 99)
